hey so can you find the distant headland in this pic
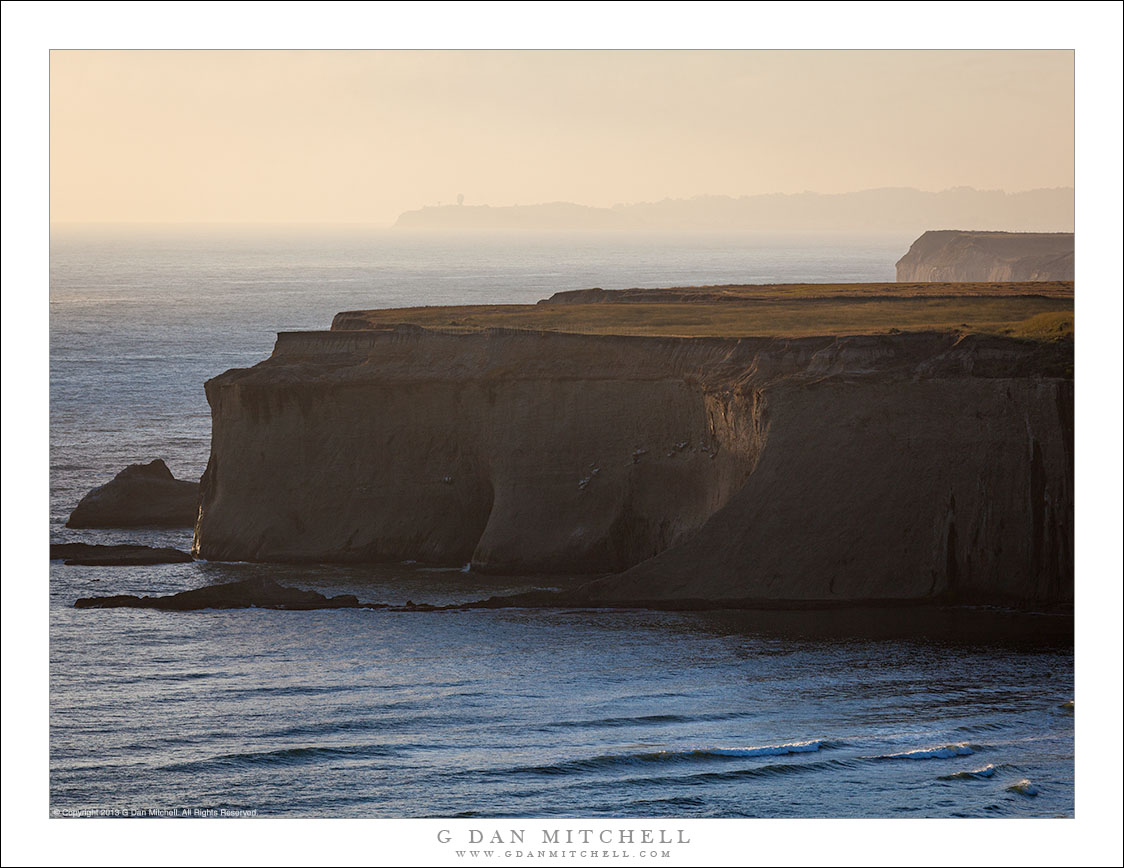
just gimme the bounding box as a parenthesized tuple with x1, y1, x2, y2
(393, 187, 1074, 233)
(896, 231, 1074, 282)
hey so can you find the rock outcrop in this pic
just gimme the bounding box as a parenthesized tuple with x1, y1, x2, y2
(74, 577, 365, 610)
(66, 459, 200, 529)
(194, 325, 1072, 607)
(50, 543, 193, 566)
(895, 231, 1074, 282)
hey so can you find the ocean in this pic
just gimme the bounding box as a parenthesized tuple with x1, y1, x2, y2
(48, 227, 1074, 818)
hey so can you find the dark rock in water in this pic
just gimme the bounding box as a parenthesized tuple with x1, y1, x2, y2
(74, 576, 362, 610)
(66, 459, 200, 529)
(51, 542, 194, 566)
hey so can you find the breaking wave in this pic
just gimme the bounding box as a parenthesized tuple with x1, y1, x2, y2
(875, 742, 979, 760)
(691, 740, 828, 758)
(938, 763, 997, 780)
(1008, 778, 1040, 796)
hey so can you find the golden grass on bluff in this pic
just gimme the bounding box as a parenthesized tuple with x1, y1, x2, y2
(334, 282, 1074, 341)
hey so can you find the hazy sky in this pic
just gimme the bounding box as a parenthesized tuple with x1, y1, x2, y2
(50, 50, 1074, 224)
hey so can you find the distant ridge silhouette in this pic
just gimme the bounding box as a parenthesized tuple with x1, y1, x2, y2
(394, 187, 1074, 233)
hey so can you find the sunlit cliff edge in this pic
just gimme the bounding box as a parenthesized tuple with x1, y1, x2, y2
(896, 231, 1074, 282)
(194, 284, 1073, 607)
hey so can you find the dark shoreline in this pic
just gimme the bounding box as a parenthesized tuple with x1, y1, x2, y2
(72, 578, 1074, 644)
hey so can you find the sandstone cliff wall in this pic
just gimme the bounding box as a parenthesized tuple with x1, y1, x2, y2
(195, 328, 1072, 606)
(896, 231, 1074, 282)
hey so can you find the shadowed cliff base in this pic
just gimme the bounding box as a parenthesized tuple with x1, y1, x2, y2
(194, 283, 1073, 608)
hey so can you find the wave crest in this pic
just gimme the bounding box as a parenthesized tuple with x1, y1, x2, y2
(694, 740, 827, 758)
(938, 763, 997, 780)
(504, 740, 834, 776)
(1008, 778, 1039, 796)
(877, 742, 978, 760)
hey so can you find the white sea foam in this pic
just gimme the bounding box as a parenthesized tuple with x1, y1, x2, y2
(939, 763, 997, 780)
(701, 740, 825, 757)
(881, 742, 975, 760)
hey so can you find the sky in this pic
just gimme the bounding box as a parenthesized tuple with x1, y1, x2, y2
(49, 50, 1074, 225)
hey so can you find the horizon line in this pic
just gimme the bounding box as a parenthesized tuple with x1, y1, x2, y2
(49, 184, 1075, 227)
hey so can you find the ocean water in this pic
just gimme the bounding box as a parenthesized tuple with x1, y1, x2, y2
(49, 227, 1073, 818)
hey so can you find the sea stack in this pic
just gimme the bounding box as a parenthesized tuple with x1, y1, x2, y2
(66, 459, 200, 529)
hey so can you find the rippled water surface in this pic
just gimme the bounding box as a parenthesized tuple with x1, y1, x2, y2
(49, 228, 1073, 817)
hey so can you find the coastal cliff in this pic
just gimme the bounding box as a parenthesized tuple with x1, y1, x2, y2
(896, 231, 1074, 282)
(195, 319, 1072, 606)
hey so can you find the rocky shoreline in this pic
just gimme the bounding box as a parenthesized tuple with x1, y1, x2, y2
(74, 577, 1075, 617)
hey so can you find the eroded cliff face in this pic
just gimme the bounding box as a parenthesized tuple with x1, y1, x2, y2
(196, 330, 764, 573)
(896, 231, 1074, 282)
(195, 328, 1072, 606)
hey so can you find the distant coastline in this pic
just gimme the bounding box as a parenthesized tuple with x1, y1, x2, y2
(393, 187, 1075, 233)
